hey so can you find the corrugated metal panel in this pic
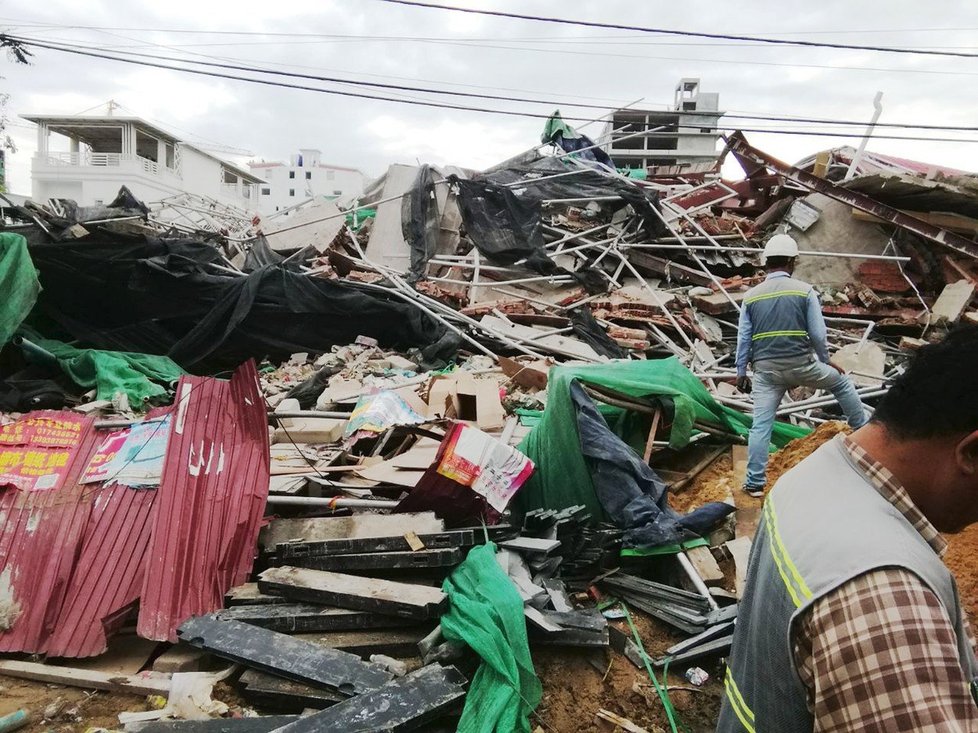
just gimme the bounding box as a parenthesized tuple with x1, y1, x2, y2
(44, 484, 157, 657)
(0, 412, 99, 653)
(137, 361, 270, 642)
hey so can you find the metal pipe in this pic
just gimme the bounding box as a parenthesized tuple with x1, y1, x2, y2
(620, 243, 910, 262)
(265, 496, 400, 508)
(269, 411, 351, 420)
(677, 552, 720, 612)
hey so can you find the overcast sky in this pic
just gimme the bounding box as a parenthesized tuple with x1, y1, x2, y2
(2, 0, 978, 193)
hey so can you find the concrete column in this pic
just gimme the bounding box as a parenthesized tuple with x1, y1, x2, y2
(157, 138, 166, 168)
(36, 123, 48, 155)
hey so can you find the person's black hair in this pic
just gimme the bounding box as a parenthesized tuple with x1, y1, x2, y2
(872, 325, 978, 439)
(765, 256, 795, 269)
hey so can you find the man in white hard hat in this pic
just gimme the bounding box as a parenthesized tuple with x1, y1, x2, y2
(735, 233, 868, 496)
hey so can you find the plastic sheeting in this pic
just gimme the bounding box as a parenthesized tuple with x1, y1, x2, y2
(540, 110, 616, 169)
(485, 156, 668, 239)
(441, 543, 541, 733)
(570, 382, 735, 549)
(516, 358, 809, 522)
(0, 232, 40, 346)
(34, 337, 186, 407)
(26, 231, 448, 370)
(451, 176, 606, 294)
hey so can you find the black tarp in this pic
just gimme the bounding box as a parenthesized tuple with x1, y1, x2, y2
(450, 176, 606, 294)
(485, 157, 668, 239)
(401, 164, 440, 282)
(570, 382, 734, 549)
(26, 229, 449, 370)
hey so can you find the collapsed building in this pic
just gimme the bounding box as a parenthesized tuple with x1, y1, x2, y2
(0, 122, 976, 732)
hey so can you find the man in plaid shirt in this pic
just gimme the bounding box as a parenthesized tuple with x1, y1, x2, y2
(718, 326, 978, 732)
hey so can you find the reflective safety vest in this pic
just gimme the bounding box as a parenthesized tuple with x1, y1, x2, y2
(743, 275, 813, 363)
(717, 437, 978, 732)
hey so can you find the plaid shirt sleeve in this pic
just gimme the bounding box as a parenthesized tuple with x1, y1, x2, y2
(794, 567, 978, 732)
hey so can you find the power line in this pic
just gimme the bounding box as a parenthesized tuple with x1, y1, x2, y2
(371, 0, 978, 59)
(13, 34, 978, 134)
(12, 35, 978, 144)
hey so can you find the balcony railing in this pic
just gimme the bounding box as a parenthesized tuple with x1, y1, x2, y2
(38, 152, 177, 177)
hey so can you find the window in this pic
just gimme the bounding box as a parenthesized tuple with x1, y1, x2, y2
(94, 199, 104, 205)
(305, 171, 312, 180)
(326, 170, 336, 181)
(289, 171, 295, 179)
(333, 189, 342, 195)
(261, 187, 270, 195)
(289, 189, 295, 197)
(682, 101, 696, 111)
(700, 127, 713, 134)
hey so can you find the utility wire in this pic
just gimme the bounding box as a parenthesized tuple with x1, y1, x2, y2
(14, 34, 978, 135)
(371, 0, 978, 59)
(13, 36, 978, 143)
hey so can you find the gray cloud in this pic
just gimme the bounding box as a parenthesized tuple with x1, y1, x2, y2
(2, 0, 978, 192)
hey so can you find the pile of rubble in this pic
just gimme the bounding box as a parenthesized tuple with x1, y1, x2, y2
(1, 127, 978, 732)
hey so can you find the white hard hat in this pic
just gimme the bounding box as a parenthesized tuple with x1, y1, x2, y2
(763, 233, 799, 262)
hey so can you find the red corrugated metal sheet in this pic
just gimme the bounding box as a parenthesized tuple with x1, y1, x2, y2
(0, 412, 99, 653)
(44, 484, 157, 657)
(137, 361, 270, 642)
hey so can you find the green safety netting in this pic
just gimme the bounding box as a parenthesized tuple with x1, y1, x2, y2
(540, 110, 580, 144)
(0, 232, 40, 346)
(32, 338, 187, 408)
(515, 357, 810, 521)
(441, 543, 542, 733)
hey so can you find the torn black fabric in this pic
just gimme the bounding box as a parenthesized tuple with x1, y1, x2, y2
(450, 176, 606, 294)
(402, 163, 441, 282)
(567, 307, 627, 359)
(569, 381, 734, 550)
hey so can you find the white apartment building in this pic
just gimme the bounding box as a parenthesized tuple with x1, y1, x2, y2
(23, 114, 264, 211)
(600, 78, 725, 172)
(249, 149, 366, 214)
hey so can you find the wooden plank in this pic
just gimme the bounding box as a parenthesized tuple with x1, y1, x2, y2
(237, 670, 344, 712)
(725, 537, 753, 598)
(642, 409, 661, 463)
(0, 659, 170, 695)
(595, 709, 652, 733)
(683, 545, 724, 586)
(258, 566, 448, 620)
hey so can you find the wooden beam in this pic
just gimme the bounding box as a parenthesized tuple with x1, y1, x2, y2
(0, 659, 171, 696)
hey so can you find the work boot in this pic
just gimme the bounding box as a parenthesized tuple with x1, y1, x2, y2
(742, 483, 765, 498)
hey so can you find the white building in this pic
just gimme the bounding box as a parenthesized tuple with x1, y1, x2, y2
(23, 113, 264, 211)
(600, 78, 724, 172)
(249, 149, 366, 214)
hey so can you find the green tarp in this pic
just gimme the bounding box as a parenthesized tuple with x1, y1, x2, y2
(515, 357, 810, 521)
(33, 338, 186, 408)
(441, 543, 541, 733)
(0, 232, 40, 346)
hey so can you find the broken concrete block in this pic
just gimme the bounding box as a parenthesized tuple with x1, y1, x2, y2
(831, 342, 886, 387)
(177, 615, 393, 696)
(259, 566, 448, 620)
(927, 279, 976, 325)
(151, 642, 214, 673)
(899, 336, 928, 352)
(386, 355, 419, 372)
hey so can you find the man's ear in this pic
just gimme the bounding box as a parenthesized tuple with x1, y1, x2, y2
(954, 430, 978, 475)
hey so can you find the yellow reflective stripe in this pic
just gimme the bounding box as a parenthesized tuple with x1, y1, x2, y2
(762, 507, 805, 608)
(743, 289, 810, 305)
(751, 330, 807, 341)
(724, 670, 757, 733)
(763, 499, 813, 607)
